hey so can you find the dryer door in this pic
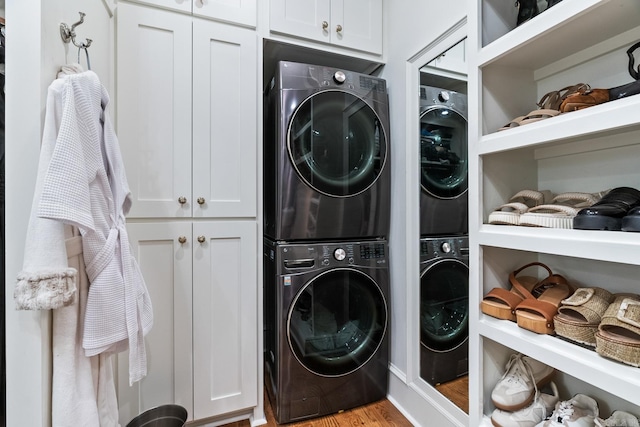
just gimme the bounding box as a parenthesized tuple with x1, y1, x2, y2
(420, 105, 468, 199)
(287, 268, 387, 377)
(287, 90, 387, 197)
(420, 258, 469, 352)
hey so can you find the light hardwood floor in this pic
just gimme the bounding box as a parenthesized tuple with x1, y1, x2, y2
(436, 375, 469, 414)
(221, 376, 469, 427)
(221, 392, 413, 427)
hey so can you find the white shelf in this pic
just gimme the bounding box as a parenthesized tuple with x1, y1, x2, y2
(478, 225, 640, 266)
(479, 317, 640, 407)
(469, 0, 640, 424)
(478, 95, 640, 156)
(479, 0, 640, 69)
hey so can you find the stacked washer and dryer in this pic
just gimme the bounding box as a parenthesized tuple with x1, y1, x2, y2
(263, 61, 391, 423)
(419, 85, 470, 386)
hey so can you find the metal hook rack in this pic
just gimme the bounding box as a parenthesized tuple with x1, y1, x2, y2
(60, 12, 93, 49)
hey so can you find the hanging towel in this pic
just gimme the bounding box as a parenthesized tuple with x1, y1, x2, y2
(15, 70, 153, 385)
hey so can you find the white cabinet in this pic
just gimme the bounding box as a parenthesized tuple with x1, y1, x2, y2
(117, 2, 257, 219)
(422, 38, 467, 80)
(468, 0, 640, 425)
(192, 0, 257, 27)
(117, 221, 257, 424)
(115, 1, 260, 424)
(116, 222, 194, 425)
(270, 0, 382, 55)
(122, 0, 257, 27)
(192, 221, 257, 419)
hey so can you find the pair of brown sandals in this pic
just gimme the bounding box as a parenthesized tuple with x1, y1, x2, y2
(498, 83, 589, 131)
(499, 40, 640, 131)
(481, 262, 576, 335)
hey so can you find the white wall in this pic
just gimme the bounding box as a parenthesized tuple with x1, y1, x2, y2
(381, 2, 468, 426)
(5, 1, 113, 425)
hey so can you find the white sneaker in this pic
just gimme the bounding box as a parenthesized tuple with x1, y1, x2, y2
(595, 411, 640, 427)
(492, 353, 555, 411)
(536, 394, 599, 427)
(491, 382, 559, 427)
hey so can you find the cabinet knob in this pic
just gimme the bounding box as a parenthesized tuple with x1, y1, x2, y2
(322, 21, 328, 30)
(197, 197, 206, 205)
(336, 24, 343, 33)
(178, 196, 187, 205)
(178, 236, 187, 244)
(197, 235, 206, 243)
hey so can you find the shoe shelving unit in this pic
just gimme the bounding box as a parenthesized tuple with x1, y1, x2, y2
(467, 0, 640, 425)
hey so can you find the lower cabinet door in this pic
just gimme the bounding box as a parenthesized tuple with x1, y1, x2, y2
(192, 220, 258, 419)
(117, 221, 194, 425)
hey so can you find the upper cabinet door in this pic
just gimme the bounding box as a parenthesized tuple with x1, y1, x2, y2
(123, 0, 256, 27)
(125, 0, 193, 14)
(117, 3, 193, 218)
(270, 0, 332, 44)
(330, 0, 382, 54)
(192, 20, 258, 219)
(270, 0, 382, 54)
(192, 0, 257, 28)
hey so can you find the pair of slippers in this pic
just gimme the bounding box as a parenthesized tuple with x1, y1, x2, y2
(487, 189, 606, 229)
(498, 83, 590, 131)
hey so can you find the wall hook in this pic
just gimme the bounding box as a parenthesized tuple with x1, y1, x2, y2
(60, 12, 93, 49)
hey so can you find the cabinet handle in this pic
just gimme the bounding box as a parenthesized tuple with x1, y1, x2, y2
(197, 197, 205, 205)
(336, 24, 343, 33)
(197, 235, 206, 243)
(178, 236, 187, 244)
(178, 196, 187, 205)
(322, 21, 329, 30)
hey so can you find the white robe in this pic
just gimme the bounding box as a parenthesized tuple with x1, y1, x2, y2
(15, 70, 153, 388)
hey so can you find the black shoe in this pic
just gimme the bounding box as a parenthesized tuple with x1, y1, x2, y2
(573, 187, 640, 231)
(609, 78, 640, 100)
(622, 206, 640, 232)
(516, 0, 539, 26)
(547, 0, 563, 8)
(627, 40, 640, 80)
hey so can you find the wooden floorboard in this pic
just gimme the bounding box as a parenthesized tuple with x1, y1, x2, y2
(221, 376, 469, 426)
(435, 375, 469, 414)
(221, 390, 414, 427)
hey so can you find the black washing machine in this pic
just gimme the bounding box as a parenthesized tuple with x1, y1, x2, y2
(420, 85, 468, 236)
(263, 238, 389, 423)
(420, 235, 469, 385)
(264, 61, 391, 242)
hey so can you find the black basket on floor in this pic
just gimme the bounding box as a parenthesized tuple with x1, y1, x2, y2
(126, 405, 187, 427)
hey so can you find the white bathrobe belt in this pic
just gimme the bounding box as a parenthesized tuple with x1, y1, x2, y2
(85, 222, 147, 384)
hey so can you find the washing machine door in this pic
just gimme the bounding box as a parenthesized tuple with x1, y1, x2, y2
(420, 258, 468, 352)
(288, 90, 387, 197)
(420, 105, 468, 199)
(287, 268, 387, 377)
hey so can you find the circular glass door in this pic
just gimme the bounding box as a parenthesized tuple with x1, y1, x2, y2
(420, 259, 468, 352)
(288, 90, 387, 197)
(287, 269, 387, 377)
(420, 106, 468, 199)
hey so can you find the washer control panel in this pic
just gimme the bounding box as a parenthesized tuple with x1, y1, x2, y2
(420, 236, 469, 261)
(280, 240, 388, 270)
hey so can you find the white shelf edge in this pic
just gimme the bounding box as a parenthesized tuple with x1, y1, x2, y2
(478, 317, 640, 407)
(477, 225, 640, 266)
(478, 95, 640, 156)
(478, 0, 601, 67)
